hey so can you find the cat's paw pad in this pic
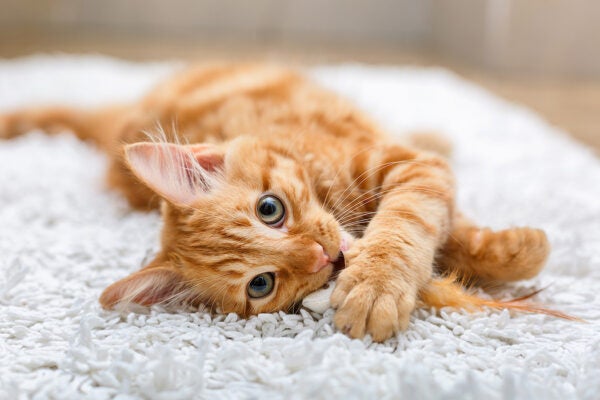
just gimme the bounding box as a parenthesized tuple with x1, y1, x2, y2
(331, 268, 415, 342)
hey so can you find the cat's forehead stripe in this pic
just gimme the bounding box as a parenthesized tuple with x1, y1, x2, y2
(209, 257, 245, 271)
(261, 168, 271, 192)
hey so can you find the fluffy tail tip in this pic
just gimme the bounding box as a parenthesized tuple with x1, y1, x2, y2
(420, 275, 583, 322)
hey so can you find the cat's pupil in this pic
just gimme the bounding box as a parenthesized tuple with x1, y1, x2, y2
(253, 276, 267, 289)
(260, 201, 277, 216)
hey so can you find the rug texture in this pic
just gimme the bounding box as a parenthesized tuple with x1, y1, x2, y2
(0, 56, 599, 399)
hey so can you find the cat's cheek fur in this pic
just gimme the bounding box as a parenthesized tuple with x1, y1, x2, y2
(250, 219, 288, 239)
(249, 265, 334, 315)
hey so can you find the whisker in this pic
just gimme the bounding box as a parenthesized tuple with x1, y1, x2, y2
(335, 185, 448, 225)
(329, 159, 437, 213)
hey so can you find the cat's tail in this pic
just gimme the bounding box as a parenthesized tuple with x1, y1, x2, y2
(0, 105, 131, 150)
(419, 274, 581, 321)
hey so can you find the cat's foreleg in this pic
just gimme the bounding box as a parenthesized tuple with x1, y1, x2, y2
(331, 147, 454, 342)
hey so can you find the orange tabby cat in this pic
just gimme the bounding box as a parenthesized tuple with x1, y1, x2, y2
(0, 63, 556, 342)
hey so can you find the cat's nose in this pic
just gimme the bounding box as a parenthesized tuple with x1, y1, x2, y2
(307, 243, 330, 273)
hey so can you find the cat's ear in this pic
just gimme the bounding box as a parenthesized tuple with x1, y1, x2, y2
(124, 142, 225, 206)
(99, 265, 192, 309)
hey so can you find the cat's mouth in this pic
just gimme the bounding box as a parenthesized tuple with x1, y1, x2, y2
(330, 230, 352, 278)
(331, 251, 346, 278)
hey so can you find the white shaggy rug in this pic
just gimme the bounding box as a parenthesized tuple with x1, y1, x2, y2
(0, 56, 599, 399)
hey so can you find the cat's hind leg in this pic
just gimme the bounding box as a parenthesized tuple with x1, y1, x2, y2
(436, 214, 550, 283)
(0, 105, 129, 150)
(0, 105, 159, 209)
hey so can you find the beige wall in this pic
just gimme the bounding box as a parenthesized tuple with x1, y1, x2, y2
(0, 0, 430, 44)
(432, 0, 600, 76)
(1, 0, 599, 76)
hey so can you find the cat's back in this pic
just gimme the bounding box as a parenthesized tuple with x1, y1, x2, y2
(145, 62, 300, 108)
(139, 62, 386, 145)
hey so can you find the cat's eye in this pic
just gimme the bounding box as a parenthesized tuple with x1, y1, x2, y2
(247, 272, 275, 298)
(256, 195, 285, 227)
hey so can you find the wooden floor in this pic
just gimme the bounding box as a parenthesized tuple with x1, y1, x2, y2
(1, 33, 599, 154)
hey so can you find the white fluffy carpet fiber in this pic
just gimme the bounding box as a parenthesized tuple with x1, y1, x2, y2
(0, 56, 599, 399)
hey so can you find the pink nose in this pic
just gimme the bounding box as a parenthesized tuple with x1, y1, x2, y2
(308, 243, 330, 273)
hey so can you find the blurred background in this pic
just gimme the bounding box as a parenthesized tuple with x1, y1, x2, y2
(1, 0, 598, 152)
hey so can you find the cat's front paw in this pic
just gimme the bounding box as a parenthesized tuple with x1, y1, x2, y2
(330, 252, 417, 342)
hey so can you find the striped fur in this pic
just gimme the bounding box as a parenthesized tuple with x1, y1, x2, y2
(0, 63, 561, 342)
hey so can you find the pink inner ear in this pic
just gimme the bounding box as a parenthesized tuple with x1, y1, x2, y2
(124, 142, 225, 206)
(188, 144, 225, 172)
(99, 267, 188, 309)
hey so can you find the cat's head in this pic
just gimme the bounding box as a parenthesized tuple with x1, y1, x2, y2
(100, 137, 351, 315)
